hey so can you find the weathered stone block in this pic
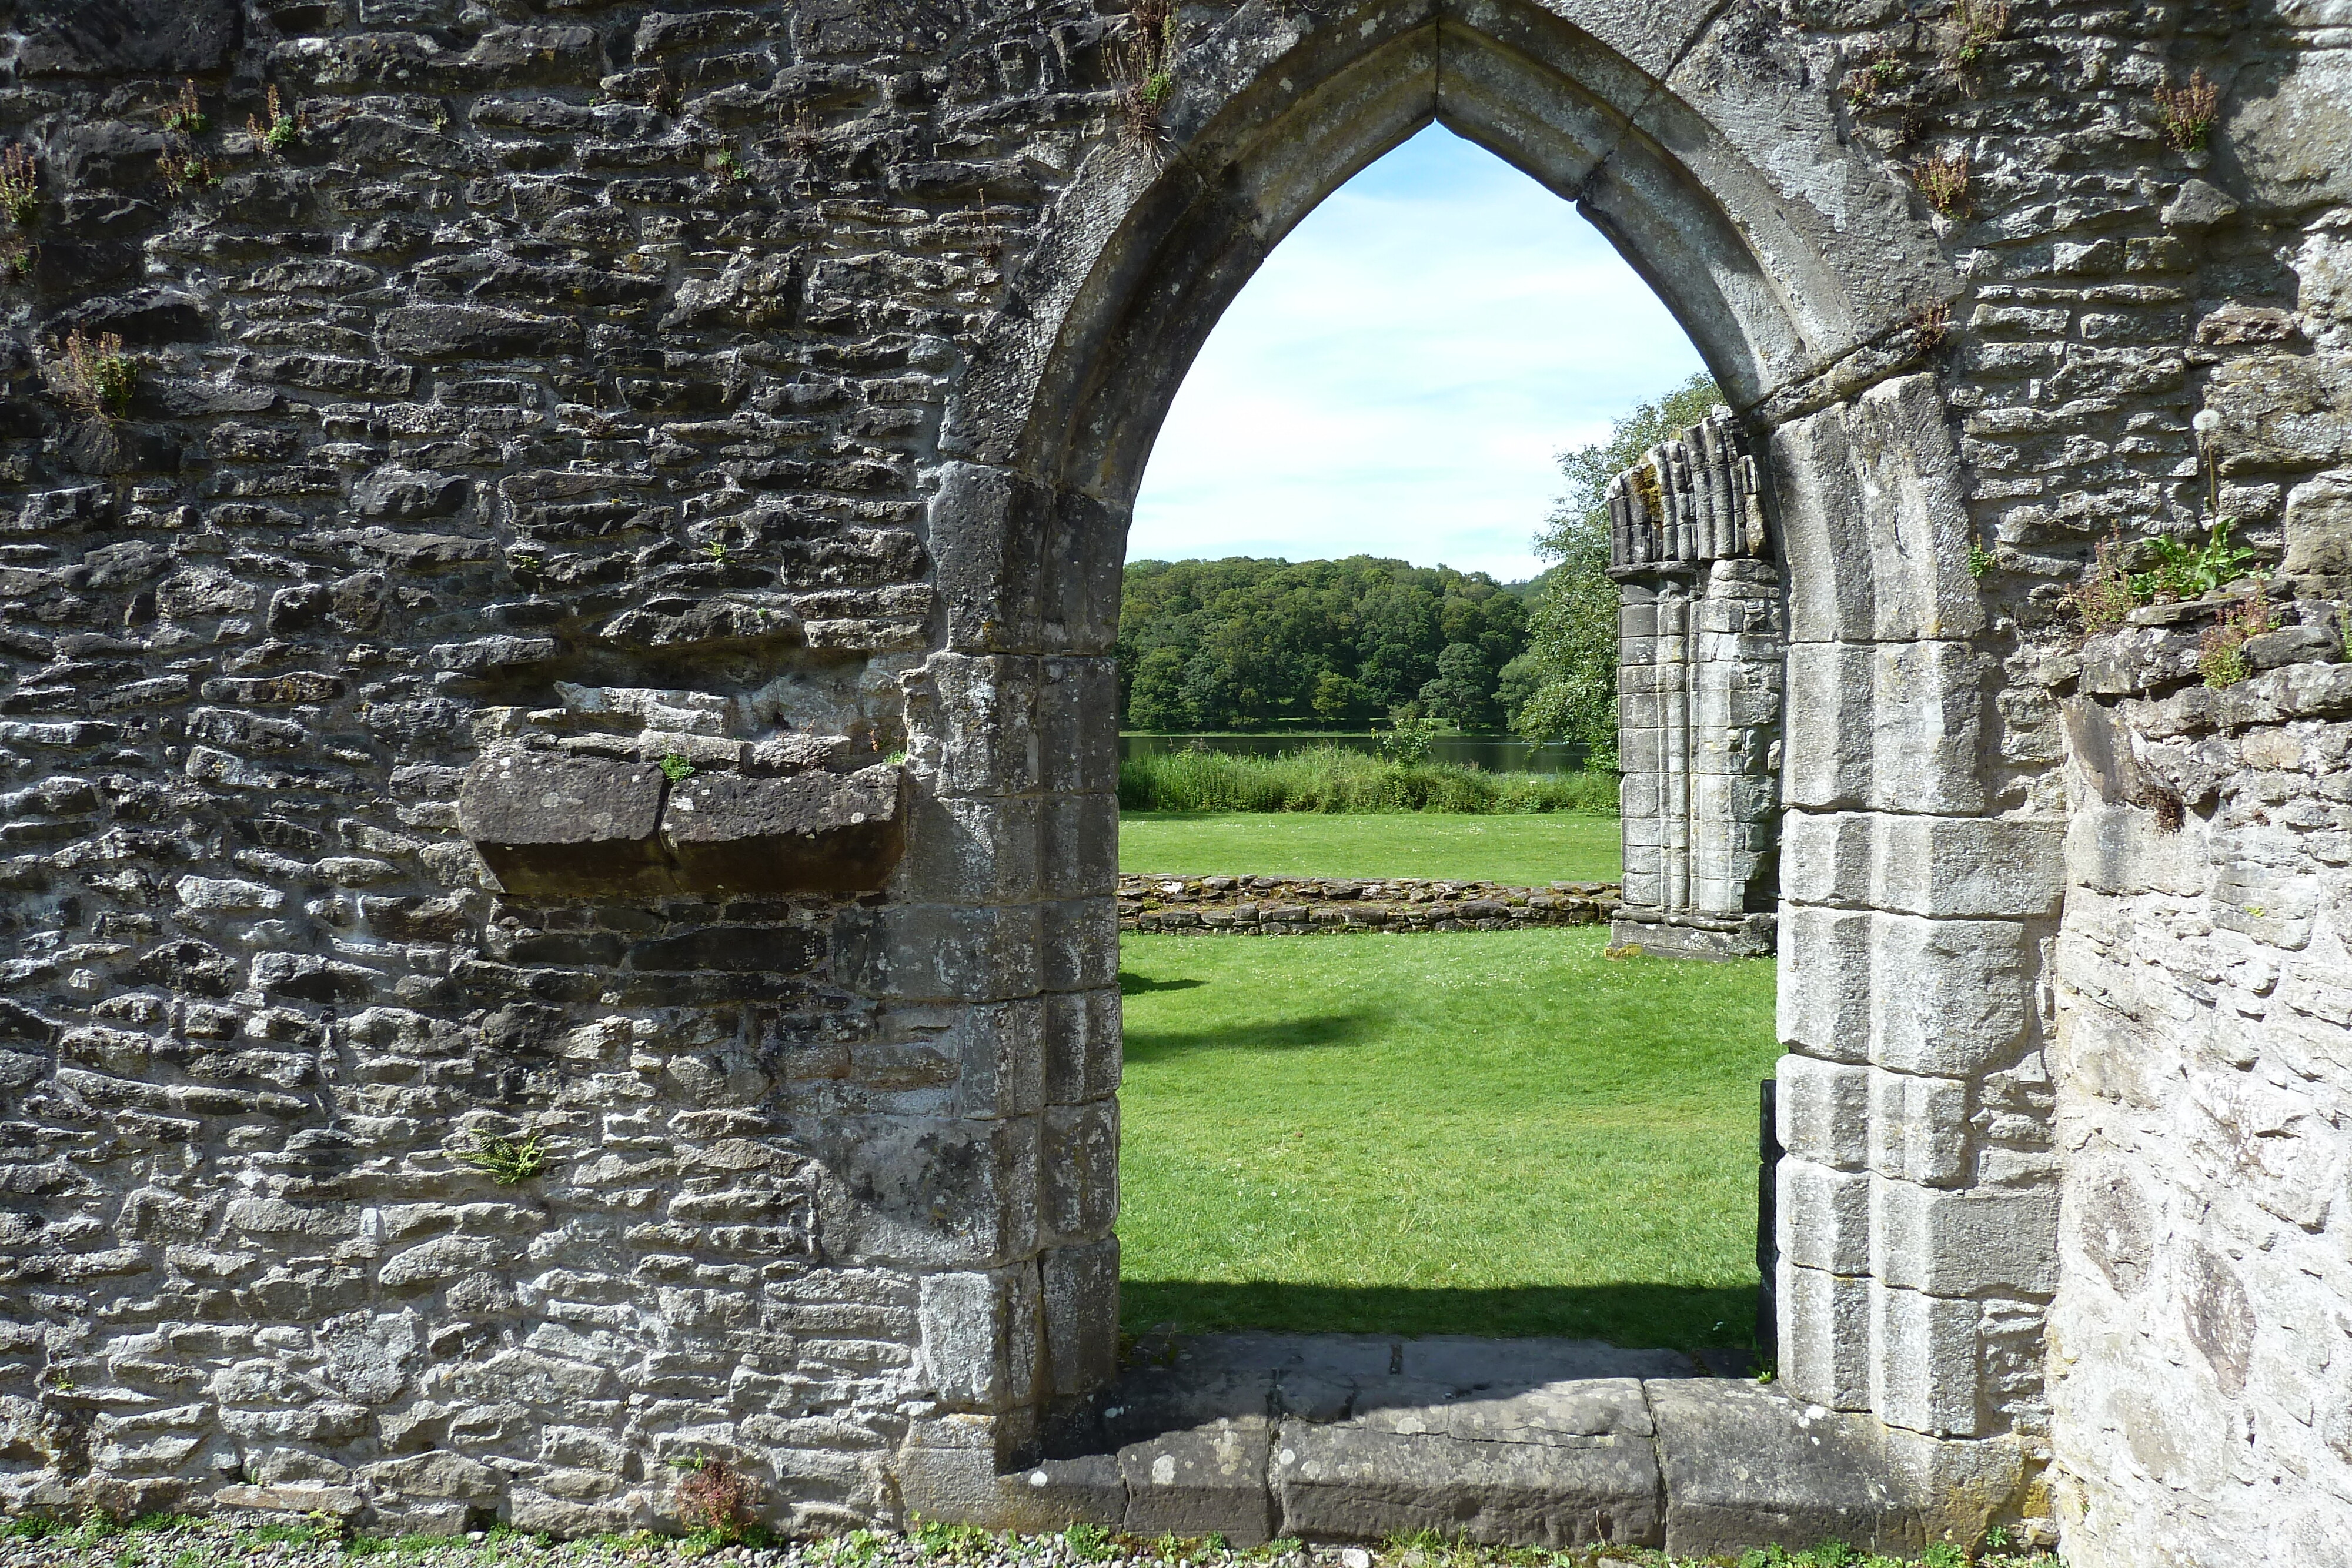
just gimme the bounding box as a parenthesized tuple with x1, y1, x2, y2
(1040, 1099, 1118, 1245)
(456, 753, 668, 898)
(1651, 1378, 1925, 1557)
(1776, 905, 1873, 1064)
(1869, 1283, 1984, 1438)
(1118, 1419, 1277, 1546)
(1778, 1261, 1871, 1413)
(1866, 1070, 1969, 1188)
(920, 1265, 1043, 1412)
(1777, 1158, 1869, 1274)
(663, 765, 907, 895)
(1041, 1236, 1120, 1398)
(1871, 1178, 2060, 1298)
(1775, 1052, 1869, 1171)
(1782, 810, 2064, 918)
(1274, 1391, 1662, 1548)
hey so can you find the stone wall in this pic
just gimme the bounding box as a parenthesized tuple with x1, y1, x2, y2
(0, 0, 2346, 1553)
(1116, 874, 1618, 933)
(2046, 589, 2352, 1564)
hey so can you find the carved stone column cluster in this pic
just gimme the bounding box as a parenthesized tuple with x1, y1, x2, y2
(1609, 409, 1785, 960)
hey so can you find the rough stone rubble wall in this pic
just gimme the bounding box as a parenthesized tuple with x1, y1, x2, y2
(0, 0, 1123, 1536)
(0, 0, 2343, 1555)
(2046, 607, 2352, 1561)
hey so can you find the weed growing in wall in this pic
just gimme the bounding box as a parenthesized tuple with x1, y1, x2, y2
(249, 85, 301, 153)
(456, 1129, 547, 1185)
(161, 79, 208, 136)
(1113, 0, 1180, 152)
(45, 328, 137, 421)
(672, 1455, 767, 1548)
(1912, 149, 1970, 216)
(2133, 518, 2254, 601)
(1946, 0, 2009, 70)
(2198, 584, 2274, 688)
(1967, 540, 1995, 579)
(2156, 69, 2221, 152)
(2066, 531, 2142, 637)
(1908, 297, 1951, 349)
(1843, 42, 1910, 108)
(659, 751, 696, 783)
(0, 145, 37, 226)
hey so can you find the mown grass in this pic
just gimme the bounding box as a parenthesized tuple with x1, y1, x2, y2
(1119, 744, 1618, 814)
(1120, 811, 1622, 884)
(1117, 927, 1780, 1349)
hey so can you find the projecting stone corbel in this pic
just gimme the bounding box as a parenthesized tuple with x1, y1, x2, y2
(457, 748, 906, 900)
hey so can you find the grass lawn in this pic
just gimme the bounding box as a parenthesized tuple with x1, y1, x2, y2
(1117, 926, 1778, 1349)
(1119, 811, 1622, 884)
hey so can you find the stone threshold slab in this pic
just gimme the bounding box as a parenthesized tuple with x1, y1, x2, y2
(920, 1333, 2008, 1556)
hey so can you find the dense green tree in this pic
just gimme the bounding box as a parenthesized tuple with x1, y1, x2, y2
(1117, 556, 1529, 731)
(1512, 371, 1723, 767)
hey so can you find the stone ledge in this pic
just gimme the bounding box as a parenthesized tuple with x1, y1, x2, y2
(900, 1332, 2026, 1552)
(459, 748, 906, 900)
(1115, 875, 1621, 935)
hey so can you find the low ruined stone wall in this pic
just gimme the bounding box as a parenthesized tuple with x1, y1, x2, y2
(2046, 586, 2352, 1563)
(1116, 875, 1619, 935)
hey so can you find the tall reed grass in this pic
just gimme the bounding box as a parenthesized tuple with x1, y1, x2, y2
(1117, 744, 1618, 814)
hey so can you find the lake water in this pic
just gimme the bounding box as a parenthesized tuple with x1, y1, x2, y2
(1119, 733, 1593, 774)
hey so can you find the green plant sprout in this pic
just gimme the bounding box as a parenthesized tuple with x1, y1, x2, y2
(0, 145, 37, 226)
(2132, 517, 2254, 603)
(455, 1129, 547, 1185)
(659, 752, 696, 783)
(162, 80, 208, 136)
(1966, 540, 1994, 580)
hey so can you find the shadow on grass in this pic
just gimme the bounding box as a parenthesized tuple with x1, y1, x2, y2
(1124, 1012, 1379, 1060)
(1118, 1278, 1762, 1349)
(1117, 970, 1207, 996)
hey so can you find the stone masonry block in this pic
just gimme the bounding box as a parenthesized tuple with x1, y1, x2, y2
(930, 997, 1045, 1120)
(1870, 1178, 2059, 1298)
(1846, 373, 1987, 645)
(1866, 1069, 1969, 1188)
(931, 462, 1050, 654)
(1778, 1158, 1870, 1274)
(1869, 916, 2034, 1078)
(1778, 905, 1873, 1064)
(801, 1112, 1041, 1269)
(928, 653, 1041, 797)
(1041, 657, 1120, 794)
(1041, 1098, 1119, 1245)
(1778, 1259, 1871, 1413)
(662, 765, 908, 895)
(1776, 1052, 1869, 1171)
(901, 791, 1044, 905)
(1782, 810, 2064, 918)
(838, 904, 1044, 1002)
(1869, 1282, 1983, 1437)
(920, 1264, 1043, 1413)
(1041, 897, 1118, 993)
(1781, 643, 1988, 815)
(1040, 793, 1118, 900)
(1780, 641, 1872, 810)
(1043, 986, 1121, 1105)
(456, 752, 669, 898)
(1041, 1236, 1120, 1398)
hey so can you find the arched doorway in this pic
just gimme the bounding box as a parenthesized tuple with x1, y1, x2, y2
(901, 0, 2063, 1532)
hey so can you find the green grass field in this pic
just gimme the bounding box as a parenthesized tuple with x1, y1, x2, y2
(1120, 810, 1622, 884)
(1117, 927, 1780, 1349)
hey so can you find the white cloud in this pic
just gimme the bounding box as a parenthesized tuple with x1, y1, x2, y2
(1128, 125, 1709, 582)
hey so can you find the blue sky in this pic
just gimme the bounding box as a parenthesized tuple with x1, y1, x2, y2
(1128, 124, 1708, 583)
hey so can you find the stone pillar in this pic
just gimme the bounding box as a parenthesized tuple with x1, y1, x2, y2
(1609, 410, 1783, 960)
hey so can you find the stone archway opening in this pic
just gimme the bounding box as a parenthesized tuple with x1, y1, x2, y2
(1106, 118, 1778, 1362)
(913, 0, 2060, 1548)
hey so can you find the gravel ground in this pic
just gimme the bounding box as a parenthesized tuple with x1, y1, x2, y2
(0, 1519, 2062, 1568)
